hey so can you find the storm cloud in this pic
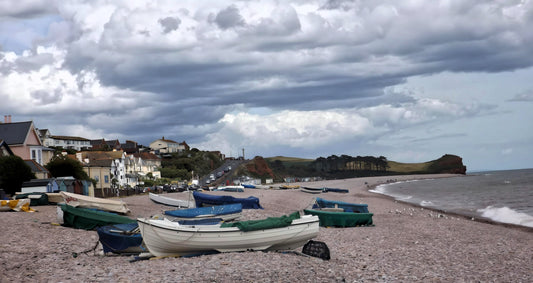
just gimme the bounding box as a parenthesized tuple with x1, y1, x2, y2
(1, 0, 533, 170)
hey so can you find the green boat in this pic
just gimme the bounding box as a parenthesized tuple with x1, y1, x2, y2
(58, 204, 136, 230)
(303, 209, 374, 227)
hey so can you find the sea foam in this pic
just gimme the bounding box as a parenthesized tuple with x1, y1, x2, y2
(477, 206, 533, 228)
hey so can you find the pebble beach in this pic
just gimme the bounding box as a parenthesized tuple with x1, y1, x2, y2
(1, 174, 532, 282)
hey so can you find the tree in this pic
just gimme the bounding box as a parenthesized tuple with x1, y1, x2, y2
(45, 156, 90, 180)
(0, 155, 35, 195)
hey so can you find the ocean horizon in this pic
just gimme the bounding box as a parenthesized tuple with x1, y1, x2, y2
(370, 168, 533, 228)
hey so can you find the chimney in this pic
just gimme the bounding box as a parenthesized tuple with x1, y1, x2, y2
(4, 115, 11, 123)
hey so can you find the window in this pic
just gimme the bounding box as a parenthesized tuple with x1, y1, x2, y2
(104, 175, 109, 183)
(31, 148, 42, 165)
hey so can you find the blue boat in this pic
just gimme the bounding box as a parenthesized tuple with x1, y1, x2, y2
(313, 197, 369, 213)
(164, 203, 243, 221)
(97, 223, 145, 255)
(193, 191, 263, 209)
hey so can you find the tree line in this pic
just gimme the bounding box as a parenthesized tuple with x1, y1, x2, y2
(311, 155, 389, 172)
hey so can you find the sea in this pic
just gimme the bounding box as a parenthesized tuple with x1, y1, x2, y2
(371, 168, 533, 228)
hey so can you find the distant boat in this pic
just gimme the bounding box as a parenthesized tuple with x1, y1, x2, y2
(193, 191, 263, 209)
(58, 204, 136, 230)
(137, 212, 320, 257)
(149, 192, 194, 208)
(213, 186, 245, 192)
(279, 185, 300, 190)
(301, 187, 325, 194)
(323, 188, 349, 193)
(60, 191, 130, 214)
(163, 203, 242, 222)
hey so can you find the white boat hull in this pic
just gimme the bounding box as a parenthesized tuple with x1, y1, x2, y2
(149, 192, 194, 208)
(137, 215, 320, 257)
(60, 191, 130, 214)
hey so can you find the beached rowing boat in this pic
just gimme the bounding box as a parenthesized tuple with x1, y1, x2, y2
(149, 192, 194, 208)
(213, 186, 245, 192)
(97, 218, 224, 255)
(137, 212, 319, 257)
(301, 187, 325, 194)
(60, 191, 130, 214)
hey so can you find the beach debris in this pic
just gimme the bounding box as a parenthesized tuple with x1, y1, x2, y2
(302, 240, 330, 260)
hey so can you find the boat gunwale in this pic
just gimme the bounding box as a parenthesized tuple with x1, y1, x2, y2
(137, 215, 319, 234)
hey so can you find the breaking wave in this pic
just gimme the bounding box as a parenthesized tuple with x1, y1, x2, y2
(477, 206, 533, 228)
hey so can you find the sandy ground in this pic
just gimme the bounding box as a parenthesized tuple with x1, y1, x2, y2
(1, 174, 532, 282)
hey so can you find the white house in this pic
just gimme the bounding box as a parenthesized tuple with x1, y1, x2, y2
(38, 129, 91, 151)
(150, 137, 189, 154)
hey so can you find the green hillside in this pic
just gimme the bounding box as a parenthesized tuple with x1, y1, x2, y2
(256, 154, 466, 181)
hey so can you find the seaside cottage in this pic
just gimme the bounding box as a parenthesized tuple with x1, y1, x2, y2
(0, 117, 48, 165)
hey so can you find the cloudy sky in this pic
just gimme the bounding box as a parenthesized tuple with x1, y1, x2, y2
(1, 0, 532, 171)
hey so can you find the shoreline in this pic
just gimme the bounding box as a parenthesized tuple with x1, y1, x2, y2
(366, 180, 533, 233)
(363, 175, 533, 232)
(1, 173, 532, 282)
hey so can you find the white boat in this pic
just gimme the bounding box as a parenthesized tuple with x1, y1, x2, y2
(149, 192, 194, 208)
(213, 185, 245, 192)
(137, 214, 320, 257)
(60, 191, 130, 214)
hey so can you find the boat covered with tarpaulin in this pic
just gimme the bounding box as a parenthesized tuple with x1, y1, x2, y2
(58, 204, 136, 230)
(313, 197, 369, 213)
(303, 209, 374, 227)
(14, 192, 49, 206)
(193, 191, 263, 209)
(137, 212, 319, 257)
(164, 203, 242, 221)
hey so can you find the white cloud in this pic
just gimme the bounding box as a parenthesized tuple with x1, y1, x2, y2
(1, 1, 533, 170)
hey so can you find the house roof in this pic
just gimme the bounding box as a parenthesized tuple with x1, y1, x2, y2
(87, 159, 113, 167)
(0, 121, 33, 145)
(0, 139, 14, 156)
(24, 159, 50, 174)
(51, 135, 90, 141)
(156, 137, 178, 144)
(133, 152, 161, 160)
